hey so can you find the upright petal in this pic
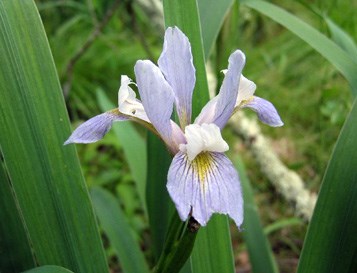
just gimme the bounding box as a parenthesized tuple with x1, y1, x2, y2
(134, 60, 184, 151)
(64, 110, 127, 144)
(195, 50, 246, 129)
(242, 96, 284, 127)
(158, 27, 195, 128)
(167, 151, 243, 228)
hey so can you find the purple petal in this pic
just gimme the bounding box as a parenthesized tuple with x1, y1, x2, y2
(158, 27, 195, 128)
(167, 151, 243, 228)
(195, 50, 246, 129)
(64, 110, 127, 145)
(243, 96, 284, 127)
(134, 60, 184, 151)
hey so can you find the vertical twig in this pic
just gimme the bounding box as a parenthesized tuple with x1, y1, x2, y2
(62, 0, 121, 98)
(126, 0, 155, 61)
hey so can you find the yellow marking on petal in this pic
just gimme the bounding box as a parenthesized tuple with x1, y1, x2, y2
(231, 96, 254, 117)
(192, 152, 214, 192)
(179, 109, 189, 129)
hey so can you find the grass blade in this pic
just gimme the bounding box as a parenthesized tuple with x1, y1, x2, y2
(297, 99, 357, 273)
(0, 1, 108, 272)
(90, 187, 150, 273)
(233, 156, 279, 273)
(242, 0, 357, 96)
(197, 0, 234, 58)
(146, 135, 174, 258)
(23, 266, 74, 273)
(0, 158, 35, 272)
(325, 17, 357, 63)
(96, 89, 147, 213)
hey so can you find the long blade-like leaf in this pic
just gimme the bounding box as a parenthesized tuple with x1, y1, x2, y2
(146, 135, 174, 259)
(325, 17, 357, 64)
(162, 0, 238, 272)
(97, 89, 147, 213)
(146, 0, 211, 260)
(197, 0, 234, 58)
(0, 1, 108, 272)
(233, 156, 278, 273)
(91, 187, 150, 273)
(0, 157, 35, 272)
(23, 266, 74, 273)
(191, 215, 235, 273)
(242, 0, 357, 96)
(297, 99, 357, 272)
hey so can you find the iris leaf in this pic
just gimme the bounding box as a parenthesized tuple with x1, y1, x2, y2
(97, 89, 147, 214)
(325, 17, 357, 64)
(91, 187, 150, 273)
(297, 99, 357, 272)
(234, 156, 279, 273)
(0, 1, 108, 272)
(241, 0, 357, 96)
(197, 0, 234, 59)
(0, 157, 35, 272)
(23, 265, 74, 273)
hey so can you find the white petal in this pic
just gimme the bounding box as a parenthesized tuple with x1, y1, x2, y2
(179, 123, 228, 161)
(118, 75, 149, 122)
(235, 75, 256, 107)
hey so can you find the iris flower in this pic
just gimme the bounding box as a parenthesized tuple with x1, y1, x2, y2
(65, 27, 283, 229)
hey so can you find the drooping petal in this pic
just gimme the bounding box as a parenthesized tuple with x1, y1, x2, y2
(158, 26, 195, 128)
(134, 60, 184, 151)
(64, 110, 127, 144)
(167, 151, 243, 228)
(195, 50, 246, 129)
(242, 96, 284, 127)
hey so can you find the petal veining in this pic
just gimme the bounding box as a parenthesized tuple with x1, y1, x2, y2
(242, 96, 284, 127)
(167, 151, 243, 228)
(195, 50, 246, 128)
(64, 110, 127, 144)
(158, 27, 195, 128)
(134, 60, 184, 151)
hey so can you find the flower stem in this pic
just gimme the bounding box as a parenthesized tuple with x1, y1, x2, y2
(153, 212, 200, 273)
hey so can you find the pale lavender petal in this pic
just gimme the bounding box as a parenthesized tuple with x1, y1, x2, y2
(134, 60, 184, 151)
(167, 151, 243, 228)
(243, 96, 284, 127)
(158, 27, 195, 128)
(64, 111, 127, 145)
(195, 50, 246, 129)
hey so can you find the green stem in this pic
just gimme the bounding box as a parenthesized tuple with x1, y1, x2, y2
(153, 213, 200, 273)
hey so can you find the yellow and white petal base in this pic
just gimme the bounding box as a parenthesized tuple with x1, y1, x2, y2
(167, 151, 243, 228)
